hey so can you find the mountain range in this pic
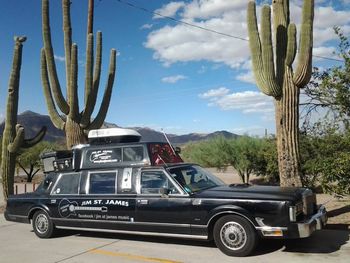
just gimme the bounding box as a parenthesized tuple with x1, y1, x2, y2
(0, 111, 238, 145)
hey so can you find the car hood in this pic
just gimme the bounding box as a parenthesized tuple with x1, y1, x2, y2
(195, 184, 306, 202)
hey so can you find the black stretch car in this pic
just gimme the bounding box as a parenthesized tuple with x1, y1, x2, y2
(4, 128, 327, 257)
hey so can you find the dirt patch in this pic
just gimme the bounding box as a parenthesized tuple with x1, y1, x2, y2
(317, 194, 350, 229)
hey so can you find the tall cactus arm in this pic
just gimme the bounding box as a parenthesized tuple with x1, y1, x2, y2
(8, 125, 25, 153)
(87, 0, 94, 35)
(285, 23, 297, 66)
(283, 0, 290, 25)
(22, 127, 47, 148)
(273, 0, 288, 87)
(88, 49, 117, 130)
(68, 44, 79, 121)
(260, 6, 281, 98)
(84, 0, 94, 107)
(247, 2, 279, 97)
(42, 0, 69, 115)
(84, 33, 94, 107)
(81, 31, 102, 128)
(293, 0, 314, 87)
(41, 49, 65, 130)
(62, 0, 72, 94)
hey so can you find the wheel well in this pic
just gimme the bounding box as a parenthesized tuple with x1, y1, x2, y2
(207, 212, 256, 240)
(28, 208, 45, 220)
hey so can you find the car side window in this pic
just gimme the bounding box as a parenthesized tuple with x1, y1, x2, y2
(89, 171, 116, 194)
(52, 173, 80, 195)
(140, 171, 179, 195)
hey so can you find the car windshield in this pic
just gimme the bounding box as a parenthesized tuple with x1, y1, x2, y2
(167, 165, 224, 193)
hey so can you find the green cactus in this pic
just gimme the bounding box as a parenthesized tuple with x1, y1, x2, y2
(41, 0, 117, 149)
(1, 37, 46, 200)
(247, 0, 314, 187)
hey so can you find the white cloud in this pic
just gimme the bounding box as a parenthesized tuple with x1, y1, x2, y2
(145, 0, 350, 68)
(140, 24, 153, 30)
(231, 125, 265, 135)
(182, 0, 247, 19)
(54, 55, 65, 62)
(154, 2, 185, 19)
(313, 46, 338, 61)
(161, 74, 187, 83)
(236, 71, 255, 84)
(199, 88, 274, 113)
(199, 87, 230, 98)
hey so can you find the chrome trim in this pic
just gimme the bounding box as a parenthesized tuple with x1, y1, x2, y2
(54, 226, 208, 240)
(52, 217, 193, 228)
(289, 206, 297, 222)
(297, 205, 327, 238)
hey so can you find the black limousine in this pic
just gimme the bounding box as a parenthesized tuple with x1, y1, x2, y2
(4, 128, 327, 257)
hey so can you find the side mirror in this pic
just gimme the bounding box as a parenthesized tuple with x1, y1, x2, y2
(175, 147, 181, 154)
(159, 187, 170, 196)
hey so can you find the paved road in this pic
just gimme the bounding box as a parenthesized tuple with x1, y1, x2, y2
(0, 216, 349, 263)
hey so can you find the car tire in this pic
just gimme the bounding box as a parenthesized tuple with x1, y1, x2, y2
(32, 210, 55, 238)
(213, 215, 257, 257)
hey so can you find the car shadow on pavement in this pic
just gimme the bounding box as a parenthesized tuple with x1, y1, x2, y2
(328, 205, 350, 218)
(282, 228, 349, 254)
(52, 228, 349, 256)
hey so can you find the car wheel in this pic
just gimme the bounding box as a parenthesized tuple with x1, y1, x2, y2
(213, 215, 257, 257)
(32, 210, 55, 238)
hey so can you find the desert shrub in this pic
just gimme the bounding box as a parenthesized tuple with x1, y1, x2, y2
(182, 136, 268, 183)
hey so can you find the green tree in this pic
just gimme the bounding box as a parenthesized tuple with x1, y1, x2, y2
(182, 136, 266, 184)
(225, 136, 264, 183)
(17, 141, 62, 182)
(300, 123, 350, 195)
(303, 27, 350, 127)
(182, 137, 229, 170)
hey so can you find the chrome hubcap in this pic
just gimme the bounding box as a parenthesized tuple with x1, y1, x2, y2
(220, 222, 247, 250)
(35, 214, 49, 234)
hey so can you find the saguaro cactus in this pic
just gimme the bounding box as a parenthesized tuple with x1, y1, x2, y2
(1, 37, 46, 200)
(41, 0, 117, 149)
(247, 0, 314, 187)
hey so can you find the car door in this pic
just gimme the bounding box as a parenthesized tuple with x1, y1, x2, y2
(79, 169, 137, 231)
(135, 169, 192, 235)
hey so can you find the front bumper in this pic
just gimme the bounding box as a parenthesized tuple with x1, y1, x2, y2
(296, 205, 327, 238)
(257, 205, 327, 238)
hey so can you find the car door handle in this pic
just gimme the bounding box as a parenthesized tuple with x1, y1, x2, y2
(138, 199, 148, 205)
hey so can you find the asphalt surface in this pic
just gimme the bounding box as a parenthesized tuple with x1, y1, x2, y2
(0, 216, 349, 263)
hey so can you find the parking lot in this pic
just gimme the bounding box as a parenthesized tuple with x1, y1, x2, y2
(0, 215, 349, 263)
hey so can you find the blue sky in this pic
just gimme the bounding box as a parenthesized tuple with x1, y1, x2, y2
(0, 0, 349, 135)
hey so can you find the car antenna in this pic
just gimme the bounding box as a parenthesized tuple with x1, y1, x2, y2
(157, 154, 168, 167)
(161, 128, 176, 155)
